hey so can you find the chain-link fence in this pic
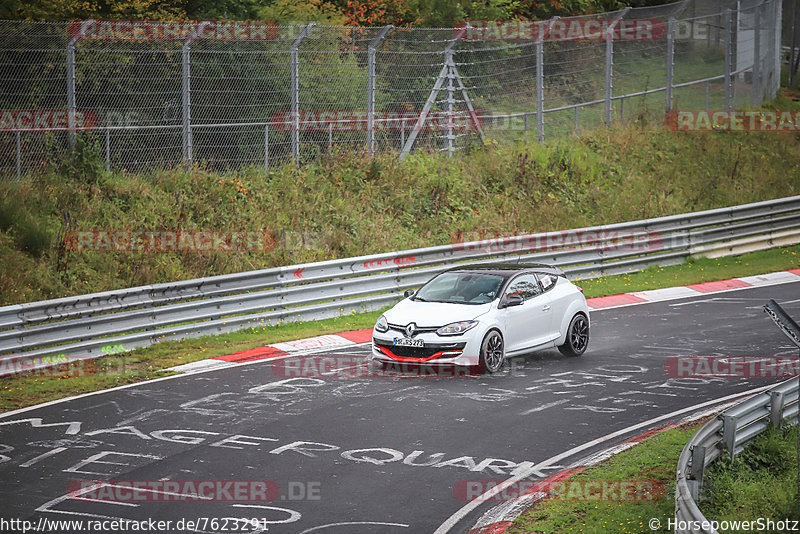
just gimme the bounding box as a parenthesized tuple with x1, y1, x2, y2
(0, 0, 783, 179)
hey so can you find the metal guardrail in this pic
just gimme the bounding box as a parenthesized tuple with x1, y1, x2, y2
(674, 299, 800, 533)
(674, 378, 799, 534)
(1, 195, 800, 376)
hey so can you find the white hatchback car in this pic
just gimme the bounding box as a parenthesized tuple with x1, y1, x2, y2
(371, 263, 589, 373)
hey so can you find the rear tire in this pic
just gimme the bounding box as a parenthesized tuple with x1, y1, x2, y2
(480, 330, 505, 373)
(558, 314, 589, 357)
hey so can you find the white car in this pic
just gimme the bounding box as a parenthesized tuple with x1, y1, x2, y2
(371, 263, 589, 373)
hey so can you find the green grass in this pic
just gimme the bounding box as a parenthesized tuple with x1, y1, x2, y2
(508, 422, 700, 534)
(701, 425, 800, 533)
(1, 243, 798, 413)
(509, 422, 800, 533)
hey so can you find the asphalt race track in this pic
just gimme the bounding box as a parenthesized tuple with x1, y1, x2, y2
(1, 282, 799, 534)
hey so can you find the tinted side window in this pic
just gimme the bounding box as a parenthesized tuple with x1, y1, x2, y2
(537, 273, 558, 292)
(504, 274, 542, 300)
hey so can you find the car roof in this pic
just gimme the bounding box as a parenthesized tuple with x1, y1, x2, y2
(444, 262, 564, 277)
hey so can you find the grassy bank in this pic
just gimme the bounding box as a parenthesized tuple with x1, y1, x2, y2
(1, 91, 799, 305)
(702, 424, 799, 532)
(508, 422, 799, 534)
(1, 243, 799, 413)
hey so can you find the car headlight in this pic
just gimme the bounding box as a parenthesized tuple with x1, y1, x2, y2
(437, 320, 478, 336)
(375, 315, 389, 333)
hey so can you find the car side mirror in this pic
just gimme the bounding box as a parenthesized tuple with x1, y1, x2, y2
(404, 289, 417, 298)
(501, 294, 524, 308)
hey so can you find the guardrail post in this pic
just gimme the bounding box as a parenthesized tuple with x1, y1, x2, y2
(666, 17, 675, 112)
(769, 390, 785, 427)
(724, 9, 733, 112)
(689, 445, 706, 501)
(722, 414, 737, 460)
(181, 39, 193, 167)
(368, 25, 392, 156)
(753, 2, 761, 107)
(66, 38, 77, 152)
(15, 131, 22, 179)
(291, 23, 315, 164)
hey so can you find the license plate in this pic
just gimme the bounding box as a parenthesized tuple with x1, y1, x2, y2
(393, 337, 424, 348)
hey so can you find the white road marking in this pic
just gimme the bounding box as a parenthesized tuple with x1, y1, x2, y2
(520, 400, 569, 415)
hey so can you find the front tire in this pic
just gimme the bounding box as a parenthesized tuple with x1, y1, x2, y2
(558, 313, 589, 357)
(480, 330, 505, 373)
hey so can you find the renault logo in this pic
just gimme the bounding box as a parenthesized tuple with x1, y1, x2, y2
(405, 323, 416, 338)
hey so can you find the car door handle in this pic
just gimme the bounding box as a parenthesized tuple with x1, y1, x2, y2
(542, 305, 551, 311)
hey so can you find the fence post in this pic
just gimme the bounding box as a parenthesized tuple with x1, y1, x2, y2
(264, 123, 269, 172)
(536, 25, 545, 141)
(446, 47, 454, 157)
(705, 80, 710, 112)
(574, 107, 578, 133)
(537, 17, 558, 142)
(604, 10, 629, 127)
(724, 9, 732, 112)
(105, 129, 110, 171)
(368, 25, 392, 156)
(181, 39, 193, 167)
(753, 2, 761, 107)
(66, 38, 77, 151)
(666, 17, 675, 112)
(15, 131, 21, 180)
(291, 23, 315, 164)
(791, 0, 797, 86)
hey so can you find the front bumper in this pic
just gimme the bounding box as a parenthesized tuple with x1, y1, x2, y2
(371, 331, 481, 366)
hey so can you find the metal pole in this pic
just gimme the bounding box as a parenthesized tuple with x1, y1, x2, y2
(620, 97, 624, 121)
(264, 124, 269, 172)
(537, 17, 558, 142)
(401, 119, 405, 148)
(791, 0, 798, 86)
(15, 131, 21, 180)
(446, 48, 454, 157)
(105, 129, 110, 171)
(66, 38, 76, 151)
(724, 9, 732, 112)
(666, 17, 675, 112)
(368, 25, 392, 156)
(753, 2, 761, 106)
(291, 23, 315, 164)
(603, 9, 630, 127)
(181, 39, 192, 167)
(328, 122, 333, 150)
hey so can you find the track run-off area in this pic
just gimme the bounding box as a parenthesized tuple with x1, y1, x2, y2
(1, 275, 800, 533)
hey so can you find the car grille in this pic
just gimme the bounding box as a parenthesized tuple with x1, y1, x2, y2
(373, 340, 466, 360)
(387, 323, 439, 335)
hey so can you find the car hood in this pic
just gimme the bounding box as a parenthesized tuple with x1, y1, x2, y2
(384, 298, 494, 327)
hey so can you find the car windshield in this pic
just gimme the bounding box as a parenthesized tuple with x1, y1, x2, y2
(414, 272, 504, 305)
